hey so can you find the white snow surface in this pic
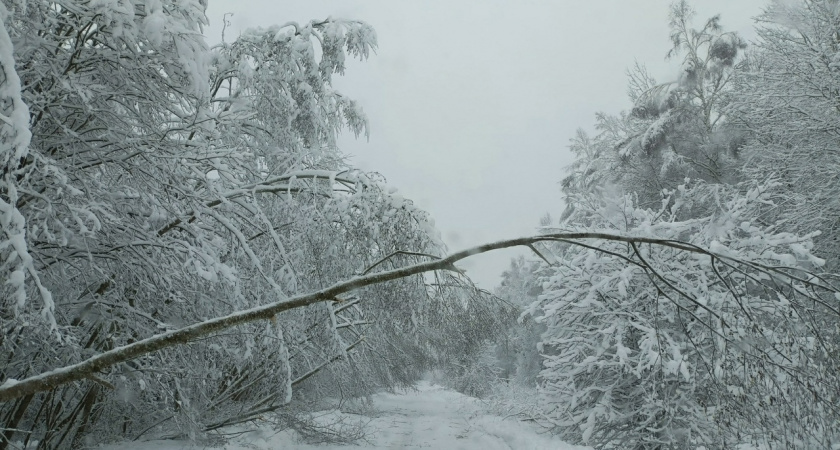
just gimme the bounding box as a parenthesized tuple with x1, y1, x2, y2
(100, 381, 588, 450)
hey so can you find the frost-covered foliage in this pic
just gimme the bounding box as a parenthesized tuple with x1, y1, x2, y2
(0, 2, 493, 447)
(727, 0, 840, 272)
(528, 182, 840, 448)
(486, 1, 840, 448)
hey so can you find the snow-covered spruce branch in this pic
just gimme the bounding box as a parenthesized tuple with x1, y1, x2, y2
(0, 232, 836, 402)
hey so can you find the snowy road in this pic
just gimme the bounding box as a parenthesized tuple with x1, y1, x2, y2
(316, 382, 582, 450)
(106, 382, 587, 450)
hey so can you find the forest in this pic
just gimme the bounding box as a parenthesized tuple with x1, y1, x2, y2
(0, 0, 839, 449)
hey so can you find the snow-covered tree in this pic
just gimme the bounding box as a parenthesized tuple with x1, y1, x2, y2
(727, 0, 840, 272)
(0, 1, 495, 446)
(493, 2, 840, 448)
(563, 2, 746, 211)
(489, 256, 547, 387)
(1, 1, 839, 449)
(528, 182, 839, 448)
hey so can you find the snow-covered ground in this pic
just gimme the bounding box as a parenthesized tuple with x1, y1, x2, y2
(101, 382, 588, 450)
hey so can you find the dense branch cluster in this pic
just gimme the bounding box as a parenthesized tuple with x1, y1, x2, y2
(489, 1, 840, 448)
(0, 1, 501, 447)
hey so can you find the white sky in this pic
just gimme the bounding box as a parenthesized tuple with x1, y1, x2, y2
(205, 1, 766, 289)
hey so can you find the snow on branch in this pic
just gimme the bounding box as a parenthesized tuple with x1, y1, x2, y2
(156, 169, 363, 236)
(0, 7, 56, 330)
(0, 231, 836, 402)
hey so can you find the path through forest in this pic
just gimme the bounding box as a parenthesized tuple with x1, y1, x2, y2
(105, 381, 588, 450)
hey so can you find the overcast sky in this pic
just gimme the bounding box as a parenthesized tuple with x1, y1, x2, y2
(205, 1, 766, 289)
